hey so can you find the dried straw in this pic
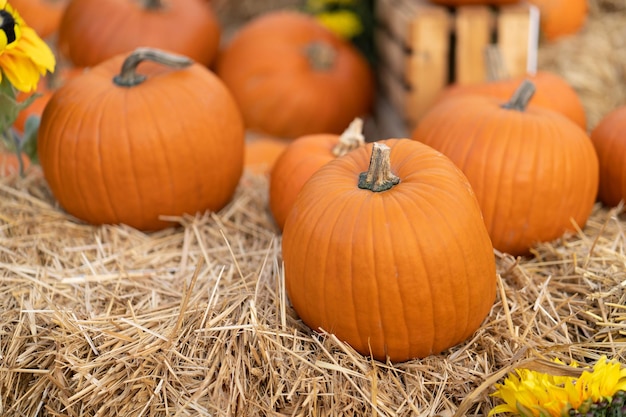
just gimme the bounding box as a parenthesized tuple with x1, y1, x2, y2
(538, 0, 626, 131)
(1, 163, 625, 416)
(2, 1, 626, 416)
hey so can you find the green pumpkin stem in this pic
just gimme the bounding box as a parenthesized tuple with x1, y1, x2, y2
(113, 47, 193, 87)
(358, 142, 400, 192)
(502, 79, 536, 111)
(304, 41, 337, 71)
(332, 117, 365, 157)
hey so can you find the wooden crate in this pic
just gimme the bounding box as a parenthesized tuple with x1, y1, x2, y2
(375, 0, 539, 128)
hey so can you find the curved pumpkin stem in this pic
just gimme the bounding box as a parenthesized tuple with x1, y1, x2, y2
(332, 117, 365, 157)
(304, 41, 337, 71)
(358, 142, 400, 192)
(114, 47, 193, 87)
(502, 79, 536, 111)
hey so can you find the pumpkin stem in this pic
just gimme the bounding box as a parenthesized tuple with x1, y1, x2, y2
(304, 41, 337, 71)
(143, 0, 164, 10)
(113, 47, 193, 87)
(484, 45, 509, 82)
(358, 142, 400, 192)
(501, 79, 536, 111)
(332, 117, 365, 157)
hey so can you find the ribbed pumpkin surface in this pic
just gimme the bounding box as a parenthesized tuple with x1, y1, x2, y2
(38, 53, 244, 231)
(590, 105, 626, 207)
(413, 94, 598, 256)
(282, 139, 496, 362)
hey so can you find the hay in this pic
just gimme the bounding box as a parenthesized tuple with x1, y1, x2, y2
(538, 0, 626, 131)
(1, 165, 625, 416)
(2, 1, 626, 416)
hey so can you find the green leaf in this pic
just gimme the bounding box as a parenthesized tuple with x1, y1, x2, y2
(21, 114, 40, 164)
(0, 75, 40, 137)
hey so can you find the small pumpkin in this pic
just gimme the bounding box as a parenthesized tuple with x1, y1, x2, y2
(282, 139, 496, 362)
(8, 0, 69, 39)
(435, 71, 587, 130)
(412, 80, 599, 256)
(528, 0, 587, 42)
(269, 117, 365, 230)
(244, 135, 290, 176)
(590, 106, 626, 207)
(215, 10, 375, 139)
(57, 0, 221, 68)
(38, 48, 245, 231)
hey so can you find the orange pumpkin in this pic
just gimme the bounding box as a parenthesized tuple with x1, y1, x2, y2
(412, 80, 599, 256)
(57, 0, 221, 68)
(244, 135, 290, 176)
(215, 11, 375, 139)
(38, 48, 245, 231)
(282, 140, 496, 362)
(590, 106, 626, 207)
(528, 0, 587, 42)
(9, 0, 69, 39)
(435, 71, 587, 130)
(269, 117, 365, 230)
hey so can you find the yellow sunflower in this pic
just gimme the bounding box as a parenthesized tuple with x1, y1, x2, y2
(0, 0, 55, 93)
(315, 9, 363, 39)
(490, 356, 626, 417)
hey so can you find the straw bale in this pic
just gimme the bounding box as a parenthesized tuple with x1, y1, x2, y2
(538, 0, 626, 131)
(2, 1, 626, 415)
(0, 164, 625, 416)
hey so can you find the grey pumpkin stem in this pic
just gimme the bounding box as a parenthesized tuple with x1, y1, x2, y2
(304, 41, 337, 71)
(358, 142, 400, 192)
(501, 79, 536, 111)
(113, 48, 193, 87)
(143, 0, 163, 10)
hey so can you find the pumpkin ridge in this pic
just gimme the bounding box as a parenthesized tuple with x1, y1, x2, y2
(74, 88, 118, 223)
(405, 183, 459, 354)
(94, 88, 132, 224)
(350, 186, 380, 354)
(490, 115, 527, 248)
(317, 184, 360, 340)
(140, 82, 180, 218)
(379, 183, 429, 357)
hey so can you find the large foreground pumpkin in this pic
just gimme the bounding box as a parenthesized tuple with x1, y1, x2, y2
(413, 80, 599, 256)
(38, 48, 245, 231)
(282, 139, 497, 362)
(57, 0, 221, 67)
(216, 10, 375, 139)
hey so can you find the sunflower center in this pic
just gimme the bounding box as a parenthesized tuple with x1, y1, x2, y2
(0, 10, 17, 45)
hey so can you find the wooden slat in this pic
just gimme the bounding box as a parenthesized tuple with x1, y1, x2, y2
(497, 2, 532, 78)
(375, 0, 538, 128)
(454, 5, 493, 84)
(404, 5, 449, 123)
